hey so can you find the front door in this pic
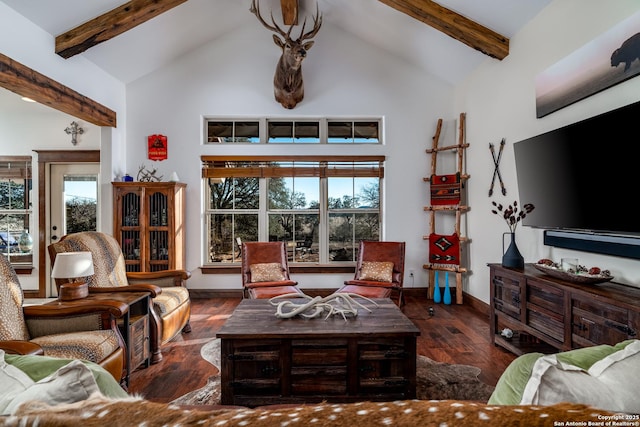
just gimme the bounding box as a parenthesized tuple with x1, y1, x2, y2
(48, 163, 100, 295)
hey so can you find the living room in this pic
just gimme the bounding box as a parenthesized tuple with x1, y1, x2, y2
(1, 0, 640, 423)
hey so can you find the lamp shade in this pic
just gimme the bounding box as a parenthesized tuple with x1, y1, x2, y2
(51, 252, 95, 279)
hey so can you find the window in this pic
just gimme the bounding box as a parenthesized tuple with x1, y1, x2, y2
(0, 156, 33, 267)
(202, 156, 383, 264)
(204, 118, 381, 144)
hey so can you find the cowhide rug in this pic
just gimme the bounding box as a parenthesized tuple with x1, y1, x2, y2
(171, 339, 494, 406)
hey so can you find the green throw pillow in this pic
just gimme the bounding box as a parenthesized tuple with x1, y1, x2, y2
(488, 339, 635, 405)
(5, 354, 128, 399)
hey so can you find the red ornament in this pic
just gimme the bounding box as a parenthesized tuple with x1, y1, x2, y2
(148, 134, 168, 161)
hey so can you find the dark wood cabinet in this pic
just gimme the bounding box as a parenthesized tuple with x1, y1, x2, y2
(112, 182, 186, 272)
(490, 264, 640, 355)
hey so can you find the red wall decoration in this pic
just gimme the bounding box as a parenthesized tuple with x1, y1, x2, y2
(148, 134, 168, 161)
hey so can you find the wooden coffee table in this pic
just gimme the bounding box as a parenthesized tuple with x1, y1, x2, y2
(216, 298, 420, 407)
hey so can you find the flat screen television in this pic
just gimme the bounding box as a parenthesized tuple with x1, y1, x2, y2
(514, 99, 640, 259)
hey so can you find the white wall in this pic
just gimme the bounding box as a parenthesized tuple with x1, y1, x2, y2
(0, 2, 126, 291)
(456, 0, 640, 302)
(125, 23, 455, 291)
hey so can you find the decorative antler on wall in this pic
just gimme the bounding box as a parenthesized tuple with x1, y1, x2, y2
(250, 0, 322, 109)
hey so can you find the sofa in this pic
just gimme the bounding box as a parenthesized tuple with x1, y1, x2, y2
(489, 339, 640, 414)
(2, 341, 637, 425)
(0, 349, 127, 416)
(2, 395, 619, 426)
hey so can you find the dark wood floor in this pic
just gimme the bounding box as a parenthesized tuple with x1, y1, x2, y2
(128, 294, 517, 403)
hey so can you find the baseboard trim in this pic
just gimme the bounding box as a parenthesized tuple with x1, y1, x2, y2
(188, 287, 489, 316)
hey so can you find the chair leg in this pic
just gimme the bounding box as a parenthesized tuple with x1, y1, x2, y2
(397, 289, 405, 307)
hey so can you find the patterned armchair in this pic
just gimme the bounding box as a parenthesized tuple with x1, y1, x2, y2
(48, 232, 191, 364)
(0, 254, 127, 385)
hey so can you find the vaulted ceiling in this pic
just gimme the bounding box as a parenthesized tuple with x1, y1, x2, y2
(2, 0, 552, 87)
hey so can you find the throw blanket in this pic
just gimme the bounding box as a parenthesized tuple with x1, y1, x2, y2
(3, 394, 618, 427)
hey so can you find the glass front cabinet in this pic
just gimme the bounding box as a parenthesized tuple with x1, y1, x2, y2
(112, 182, 186, 272)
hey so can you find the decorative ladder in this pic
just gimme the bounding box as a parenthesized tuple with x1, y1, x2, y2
(423, 113, 469, 305)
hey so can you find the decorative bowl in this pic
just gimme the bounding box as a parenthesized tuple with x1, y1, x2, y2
(532, 263, 614, 284)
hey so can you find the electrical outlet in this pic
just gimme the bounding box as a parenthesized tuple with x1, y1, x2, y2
(409, 269, 415, 277)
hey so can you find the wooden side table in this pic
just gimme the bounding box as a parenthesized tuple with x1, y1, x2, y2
(46, 291, 151, 388)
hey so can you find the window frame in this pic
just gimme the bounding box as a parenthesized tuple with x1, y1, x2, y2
(204, 117, 383, 145)
(202, 155, 384, 267)
(0, 156, 33, 270)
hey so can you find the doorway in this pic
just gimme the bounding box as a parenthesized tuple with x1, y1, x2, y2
(34, 150, 100, 298)
(47, 163, 100, 296)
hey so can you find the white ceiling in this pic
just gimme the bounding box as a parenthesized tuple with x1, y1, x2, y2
(2, 0, 552, 87)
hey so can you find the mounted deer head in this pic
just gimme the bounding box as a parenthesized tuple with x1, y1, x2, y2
(250, 0, 322, 109)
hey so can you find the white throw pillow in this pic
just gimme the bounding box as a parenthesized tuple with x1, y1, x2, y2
(520, 340, 640, 412)
(0, 350, 101, 415)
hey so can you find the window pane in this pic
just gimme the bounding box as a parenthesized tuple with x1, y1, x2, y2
(354, 121, 379, 143)
(354, 212, 380, 242)
(328, 120, 379, 143)
(208, 213, 257, 263)
(210, 177, 259, 209)
(268, 121, 320, 143)
(328, 213, 355, 261)
(268, 213, 319, 263)
(0, 178, 27, 209)
(328, 177, 379, 208)
(268, 121, 293, 143)
(207, 120, 259, 143)
(64, 176, 97, 234)
(0, 214, 32, 264)
(328, 212, 379, 262)
(269, 177, 319, 209)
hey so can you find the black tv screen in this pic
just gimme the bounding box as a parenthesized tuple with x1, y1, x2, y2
(514, 99, 640, 236)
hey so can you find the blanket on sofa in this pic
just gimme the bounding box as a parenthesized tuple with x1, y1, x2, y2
(2, 393, 618, 427)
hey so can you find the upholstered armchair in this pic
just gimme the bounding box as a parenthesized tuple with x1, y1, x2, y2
(335, 241, 406, 306)
(0, 254, 127, 385)
(241, 241, 304, 299)
(48, 231, 191, 364)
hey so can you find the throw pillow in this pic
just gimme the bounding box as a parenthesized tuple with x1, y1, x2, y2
(250, 263, 286, 283)
(5, 353, 127, 399)
(0, 350, 101, 415)
(360, 261, 394, 282)
(488, 339, 635, 405)
(520, 339, 640, 413)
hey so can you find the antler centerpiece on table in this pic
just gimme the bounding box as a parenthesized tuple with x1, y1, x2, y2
(269, 293, 378, 321)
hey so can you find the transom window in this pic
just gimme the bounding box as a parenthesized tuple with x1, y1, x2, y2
(205, 118, 381, 144)
(0, 156, 33, 267)
(202, 156, 384, 264)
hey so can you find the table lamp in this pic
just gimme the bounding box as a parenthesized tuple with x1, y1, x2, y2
(51, 251, 94, 300)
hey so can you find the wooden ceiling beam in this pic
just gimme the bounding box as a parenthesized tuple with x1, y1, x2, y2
(281, 0, 298, 26)
(378, 0, 509, 60)
(55, 0, 189, 59)
(0, 53, 116, 127)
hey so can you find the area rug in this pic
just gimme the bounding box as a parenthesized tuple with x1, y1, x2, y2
(171, 339, 494, 406)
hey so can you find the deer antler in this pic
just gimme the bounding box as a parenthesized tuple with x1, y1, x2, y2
(297, 3, 322, 42)
(250, 0, 287, 38)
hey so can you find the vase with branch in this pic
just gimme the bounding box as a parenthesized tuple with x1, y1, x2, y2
(491, 200, 535, 269)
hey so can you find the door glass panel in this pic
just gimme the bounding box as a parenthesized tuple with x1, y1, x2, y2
(64, 175, 98, 234)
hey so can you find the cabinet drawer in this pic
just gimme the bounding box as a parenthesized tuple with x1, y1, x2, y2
(572, 297, 631, 346)
(492, 272, 522, 320)
(527, 279, 564, 315)
(292, 339, 348, 366)
(129, 315, 149, 369)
